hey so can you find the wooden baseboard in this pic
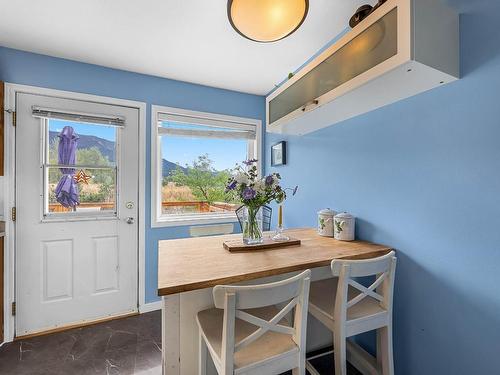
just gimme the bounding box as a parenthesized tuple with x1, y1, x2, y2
(14, 311, 138, 341)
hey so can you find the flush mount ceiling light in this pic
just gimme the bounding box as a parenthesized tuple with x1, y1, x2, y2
(227, 0, 309, 43)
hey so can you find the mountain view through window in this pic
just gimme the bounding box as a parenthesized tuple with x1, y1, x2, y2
(161, 129, 248, 215)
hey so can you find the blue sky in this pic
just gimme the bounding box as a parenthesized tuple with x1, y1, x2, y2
(50, 119, 246, 171)
(160, 121, 248, 170)
(50, 119, 116, 141)
(162, 136, 246, 171)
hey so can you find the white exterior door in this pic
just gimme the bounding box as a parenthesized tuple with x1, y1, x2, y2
(15, 93, 139, 336)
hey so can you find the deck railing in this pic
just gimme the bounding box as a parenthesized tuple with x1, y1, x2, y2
(49, 202, 115, 212)
(49, 201, 238, 213)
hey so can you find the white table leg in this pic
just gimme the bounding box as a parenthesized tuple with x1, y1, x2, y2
(162, 295, 180, 375)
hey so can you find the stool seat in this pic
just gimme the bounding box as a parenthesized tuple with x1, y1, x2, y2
(197, 306, 298, 371)
(309, 278, 385, 323)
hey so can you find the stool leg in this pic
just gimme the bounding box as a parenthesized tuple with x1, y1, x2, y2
(199, 333, 207, 375)
(334, 332, 347, 375)
(292, 358, 306, 375)
(292, 346, 306, 375)
(377, 326, 394, 375)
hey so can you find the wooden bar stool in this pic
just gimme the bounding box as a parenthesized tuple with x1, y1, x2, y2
(196, 270, 311, 375)
(307, 251, 397, 375)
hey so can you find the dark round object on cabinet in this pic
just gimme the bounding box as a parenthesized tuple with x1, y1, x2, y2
(349, 4, 373, 28)
(372, 0, 388, 12)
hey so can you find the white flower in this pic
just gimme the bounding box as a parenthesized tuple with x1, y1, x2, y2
(234, 172, 248, 185)
(253, 179, 266, 193)
(274, 174, 282, 185)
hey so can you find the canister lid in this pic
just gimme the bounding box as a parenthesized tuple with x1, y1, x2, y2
(318, 208, 335, 216)
(334, 211, 354, 219)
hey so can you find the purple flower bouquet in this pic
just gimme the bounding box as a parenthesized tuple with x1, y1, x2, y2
(226, 160, 287, 244)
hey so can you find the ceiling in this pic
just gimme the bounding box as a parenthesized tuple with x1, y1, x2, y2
(0, 0, 365, 95)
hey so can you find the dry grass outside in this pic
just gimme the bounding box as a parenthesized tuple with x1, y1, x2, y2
(161, 182, 239, 213)
(80, 183, 101, 194)
(162, 182, 196, 202)
(49, 181, 198, 204)
(49, 183, 103, 195)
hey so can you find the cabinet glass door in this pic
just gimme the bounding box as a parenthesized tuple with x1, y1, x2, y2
(269, 8, 398, 124)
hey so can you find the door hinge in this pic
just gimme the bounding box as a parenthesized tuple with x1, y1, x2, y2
(11, 207, 16, 222)
(3, 109, 16, 126)
(11, 302, 16, 316)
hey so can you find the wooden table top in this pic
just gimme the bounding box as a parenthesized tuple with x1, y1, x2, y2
(157, 228, 392, 296)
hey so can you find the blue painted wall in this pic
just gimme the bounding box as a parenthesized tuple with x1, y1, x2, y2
(2, 0, 499, 370)
(0, 46, 265, 304)
(266, 1, 500, 373)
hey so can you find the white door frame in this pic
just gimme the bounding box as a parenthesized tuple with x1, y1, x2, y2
(2, 83, 147, 342)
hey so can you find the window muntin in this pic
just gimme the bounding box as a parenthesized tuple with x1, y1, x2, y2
(153, 107, 260, 226)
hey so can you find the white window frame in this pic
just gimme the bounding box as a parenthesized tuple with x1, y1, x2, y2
(151, 105, 262, 228)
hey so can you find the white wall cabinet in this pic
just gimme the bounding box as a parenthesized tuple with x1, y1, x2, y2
(266, 0, 459, 135)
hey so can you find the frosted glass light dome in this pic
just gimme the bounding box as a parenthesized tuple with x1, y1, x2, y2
(228, 0, 309, 43)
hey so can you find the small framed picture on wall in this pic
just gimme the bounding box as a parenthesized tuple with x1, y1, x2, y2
(271, 141, 287, 166)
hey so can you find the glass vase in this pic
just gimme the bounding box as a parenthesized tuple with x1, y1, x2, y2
(242, 206, 264, 245)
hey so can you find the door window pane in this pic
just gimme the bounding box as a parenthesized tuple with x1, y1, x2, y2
(47, 120, 117, 167)
(47, 167, 116, 213)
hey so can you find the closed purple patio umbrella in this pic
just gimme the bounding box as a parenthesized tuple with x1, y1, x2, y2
(54, 126, 80, 208)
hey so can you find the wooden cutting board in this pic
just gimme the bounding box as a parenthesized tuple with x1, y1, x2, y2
(223, 237, 301, 252)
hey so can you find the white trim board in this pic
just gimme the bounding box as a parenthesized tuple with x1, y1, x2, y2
(2, 83, 147, 343)
(139, 300, 162, 314)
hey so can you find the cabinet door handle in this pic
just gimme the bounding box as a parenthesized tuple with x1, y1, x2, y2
(302, 100, 319, 112)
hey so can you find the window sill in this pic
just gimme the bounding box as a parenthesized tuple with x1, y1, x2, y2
(151, 213, 240, 228)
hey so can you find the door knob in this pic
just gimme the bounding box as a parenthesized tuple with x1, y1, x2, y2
(126, 217, 135, 224)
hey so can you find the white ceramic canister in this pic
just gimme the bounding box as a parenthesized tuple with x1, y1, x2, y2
(318, 208, 336, 237)
(334, 212, 355, 241)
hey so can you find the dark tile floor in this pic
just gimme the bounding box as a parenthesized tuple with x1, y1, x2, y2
(0, 312, 162, 375)
(0, 311, 360, 374)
